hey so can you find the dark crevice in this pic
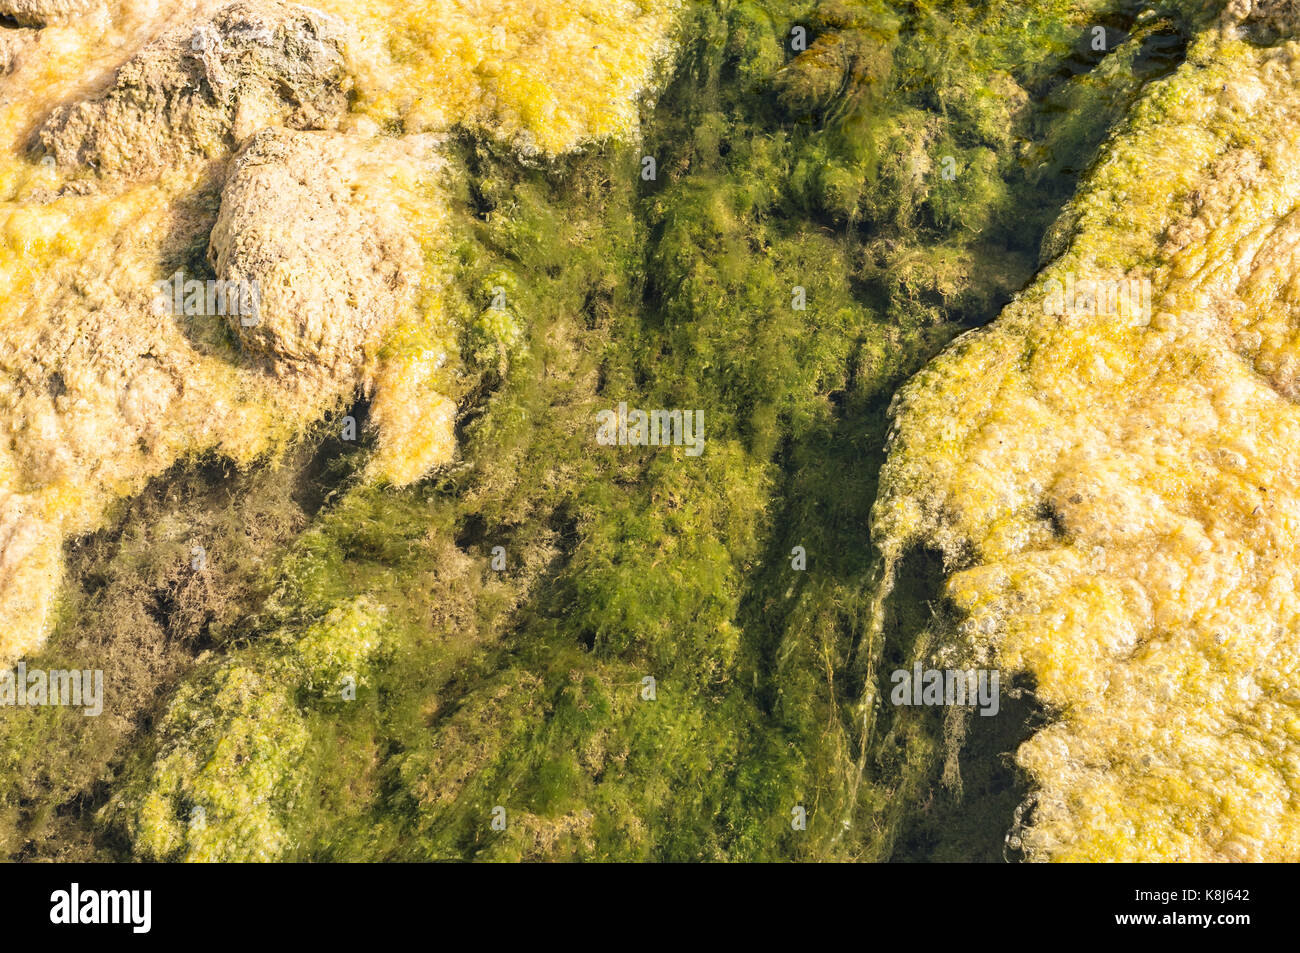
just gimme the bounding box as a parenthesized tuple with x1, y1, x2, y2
(453, 512, 487, 552)
(1133, 23, 1189, 80)
(294, 398, 369, 517)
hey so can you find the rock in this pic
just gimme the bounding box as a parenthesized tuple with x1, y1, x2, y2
(207, 127, 423, 381)
(1233, 0, 1300, 43)
(0, 0, 96, 28)
(208, 126, 458, 486)
(0, 25, 37, 76)
(873, 5, 1300, 861)
(38, 1, 350, 179)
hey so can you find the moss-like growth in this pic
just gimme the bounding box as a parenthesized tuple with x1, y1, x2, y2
(3, 0, 1198, 862)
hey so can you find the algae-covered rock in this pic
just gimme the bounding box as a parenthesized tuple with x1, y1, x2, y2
(88, 0, 1170, 864)
(773, 1, 895, 118)
(209, 127, 461, 483)
(209, 129, 423, 380)
(39, 1, 350, 179)
(110, 598, 386, 862)
(0, 0, 96, 28)
(873, 3, 1300, 861)
(1237, 0, 1300, 44)
(307, 0, 685, 155)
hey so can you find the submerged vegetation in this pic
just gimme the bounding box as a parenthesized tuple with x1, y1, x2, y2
(2, 0, 1288, 862)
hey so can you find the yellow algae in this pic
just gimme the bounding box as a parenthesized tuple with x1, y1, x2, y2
(314, 0, 683, 154)
(0, 0, 682, 662)
(366, 322, 458, 487)
(873, 10, 1300, 861)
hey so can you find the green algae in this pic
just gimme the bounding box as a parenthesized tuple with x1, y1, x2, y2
(0, 0, 1197, 861)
